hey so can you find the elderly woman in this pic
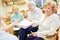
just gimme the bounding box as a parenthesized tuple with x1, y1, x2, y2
(27, 1, 59, 40)
(19, 1, 43, 40)
(0, 14, 19, 40)
(11, 5, 24, 37)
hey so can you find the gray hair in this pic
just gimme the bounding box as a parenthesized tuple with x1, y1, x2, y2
(28, 1, 36, 6)
(12, 5, 19, 10)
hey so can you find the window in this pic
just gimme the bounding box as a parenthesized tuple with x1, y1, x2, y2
(29, 0, 47, 8)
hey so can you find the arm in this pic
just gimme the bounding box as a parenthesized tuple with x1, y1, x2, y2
(1, 20, 20, 31)
(37, 16, 59, 37)
(46, 19, 59, 35)
(42, 19, 59, 35)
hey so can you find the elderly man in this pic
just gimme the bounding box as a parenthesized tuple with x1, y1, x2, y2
(19, 1, 43, 40)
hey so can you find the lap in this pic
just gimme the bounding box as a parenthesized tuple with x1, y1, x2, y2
(26, 35, 44, 40)
(20, 25, 38, 34)
(26, 26, 38, 34)
(33, 37, 44, 40)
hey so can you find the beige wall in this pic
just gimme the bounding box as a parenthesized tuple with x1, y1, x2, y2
(57, 0, 60, 14)
(57, 0, 60, 8)
(0, 5, 7, 18)
(0, 0, 29, 18)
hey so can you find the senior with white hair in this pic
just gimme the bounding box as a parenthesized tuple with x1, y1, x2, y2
(19, 1, 43, 40)
(27, 0, 59, 40)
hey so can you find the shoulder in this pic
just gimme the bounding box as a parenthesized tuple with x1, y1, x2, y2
(35, 7, 42, 11)
(53, 14, 59, 19)
(49, 14, 59, 22)
(35, 7, 43, 14)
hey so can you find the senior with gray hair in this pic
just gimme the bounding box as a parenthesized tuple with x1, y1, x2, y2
(19, 1, 43, 40)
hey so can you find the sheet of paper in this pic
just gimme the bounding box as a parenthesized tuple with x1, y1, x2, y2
(13, 28, 20, 30)
(17, 19, 34, 29)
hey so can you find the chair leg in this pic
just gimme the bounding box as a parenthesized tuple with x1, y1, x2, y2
(56, 35, 58, 40)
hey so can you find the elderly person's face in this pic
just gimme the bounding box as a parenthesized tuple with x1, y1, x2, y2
(43, 1, 57, 16)
(12, 6, 19, 14)
(43, 5, 53, 16)
(28, 3, 35, 11)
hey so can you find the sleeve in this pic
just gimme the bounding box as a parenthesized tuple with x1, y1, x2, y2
(42, 18, 59, 35)
(37, 9, 43, 16)
(32, 9, 43, 26)
(46, 17, 59, 35)
(34, 8, 43, 22)
(36, 8, 43, 17)
(20, 14, 24, 20)
(37, 16, 59, 36)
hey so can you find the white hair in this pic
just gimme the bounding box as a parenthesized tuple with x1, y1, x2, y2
(28, 1, 36, 6)
(12, 5, 19, 10)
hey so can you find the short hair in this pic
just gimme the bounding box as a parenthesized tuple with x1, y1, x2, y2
(12, 5, 19, 10)
(28, 1, 36, 6)
(43, 1, 57, 13)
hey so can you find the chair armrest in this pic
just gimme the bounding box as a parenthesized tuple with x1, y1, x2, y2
(58, 27, 60, 40)
(46, 32, 57, 38)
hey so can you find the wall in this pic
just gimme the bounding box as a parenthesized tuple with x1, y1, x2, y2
(0, 0, 29, 18)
